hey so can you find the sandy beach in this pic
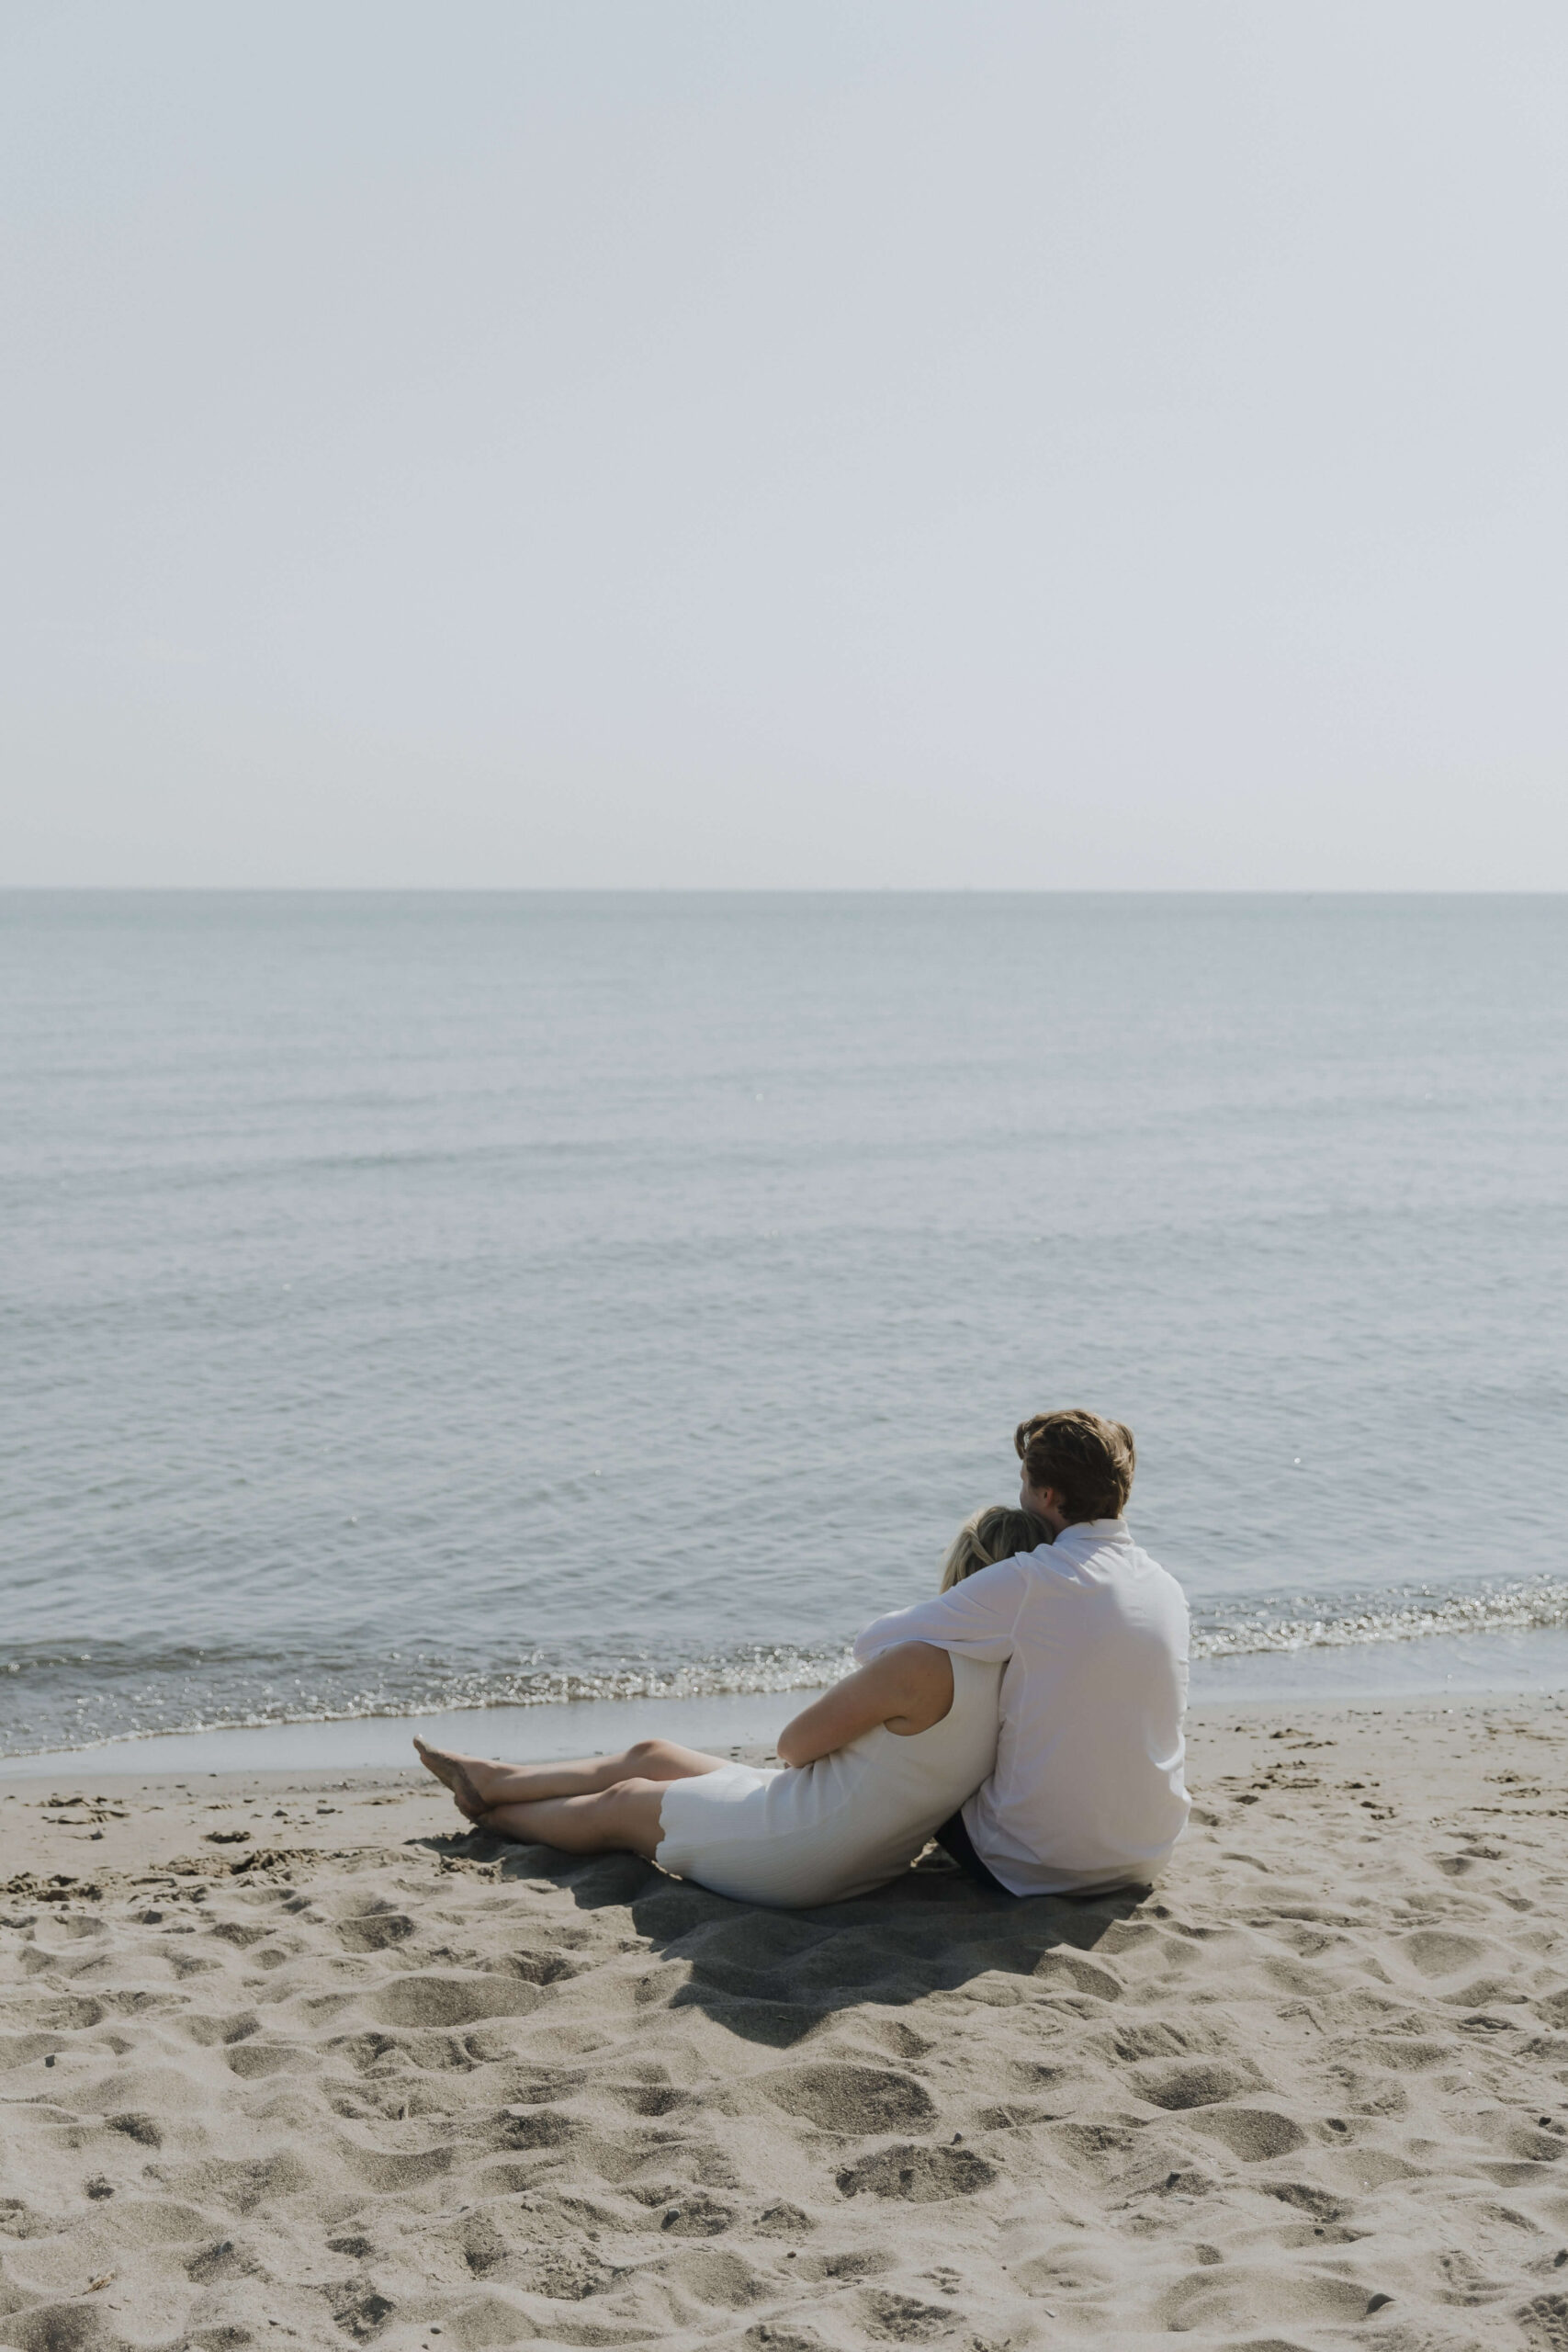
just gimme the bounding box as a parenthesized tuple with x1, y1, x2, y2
(4, 1698, 1568, 2352)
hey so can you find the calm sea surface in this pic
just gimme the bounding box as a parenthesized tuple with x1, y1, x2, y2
(3, 892, 1565, 1759)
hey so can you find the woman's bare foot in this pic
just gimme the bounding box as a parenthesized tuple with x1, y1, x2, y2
(412, 1737, 491, 1819)
(412, 1736, 725, 1821)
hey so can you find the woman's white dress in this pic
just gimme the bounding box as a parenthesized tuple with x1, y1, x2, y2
(654, 1653, 1002, 1907)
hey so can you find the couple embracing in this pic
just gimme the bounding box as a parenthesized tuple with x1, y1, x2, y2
(417, 1409, 1190, 1905)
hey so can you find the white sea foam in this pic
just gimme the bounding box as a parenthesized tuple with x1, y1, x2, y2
(1192, 1577, 1568, 1658)
(8, 1581, 1568, 1756)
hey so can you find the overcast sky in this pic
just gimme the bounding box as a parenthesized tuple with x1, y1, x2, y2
(4, 2, 1565, 888)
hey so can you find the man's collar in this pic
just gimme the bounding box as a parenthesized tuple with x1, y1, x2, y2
(1055, 1517, 1131, 1546)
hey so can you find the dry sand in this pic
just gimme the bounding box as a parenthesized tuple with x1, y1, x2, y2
(4, 1698, 1568, 2351)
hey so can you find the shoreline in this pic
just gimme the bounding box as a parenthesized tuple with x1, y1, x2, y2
(5, 1686, 1568, 1821)
(7, 1617, 1568, 1780)
(4, 1679, 1568, 1779)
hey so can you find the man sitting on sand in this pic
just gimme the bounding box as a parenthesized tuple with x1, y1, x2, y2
(416, 1406, 1188, 1907)
(857, 1408, 1190, 1897)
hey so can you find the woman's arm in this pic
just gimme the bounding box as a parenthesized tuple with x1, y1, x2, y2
(774, 1641, 953, 1768)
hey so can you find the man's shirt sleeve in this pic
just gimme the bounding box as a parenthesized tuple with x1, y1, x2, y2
(852, 1558, 1029, 1665)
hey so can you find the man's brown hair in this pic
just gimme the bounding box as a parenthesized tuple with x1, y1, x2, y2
(1014, 1408, 1136, 1524)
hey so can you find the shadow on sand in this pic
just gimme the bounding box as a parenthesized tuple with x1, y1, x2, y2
(420, 1826, 1148, 2049)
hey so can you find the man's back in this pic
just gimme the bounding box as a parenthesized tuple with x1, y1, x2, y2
(853, 1519, 1190, 1895)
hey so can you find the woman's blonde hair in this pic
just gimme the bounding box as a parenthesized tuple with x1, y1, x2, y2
(940, 1502, 1054, 1591)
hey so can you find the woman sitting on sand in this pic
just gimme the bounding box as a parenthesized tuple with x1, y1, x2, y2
(414, 1503, 1048, 1909)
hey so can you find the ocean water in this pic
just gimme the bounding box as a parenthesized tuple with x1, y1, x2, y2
(3, 891, 1565, 1762)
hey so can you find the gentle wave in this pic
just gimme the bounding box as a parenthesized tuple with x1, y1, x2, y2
(0, 1643, 858, 1757)
(6, 1577, 1568, 1756)
(1191, 1577, 1568, 1658)
(299, 1648, 861, 1716)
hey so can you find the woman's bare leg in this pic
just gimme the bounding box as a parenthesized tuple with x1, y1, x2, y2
(414, 1735, 728, 1820)
(477, 1777, 669, 1860)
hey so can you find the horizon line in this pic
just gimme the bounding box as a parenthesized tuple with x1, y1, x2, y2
(4, 884, 1565, 899)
